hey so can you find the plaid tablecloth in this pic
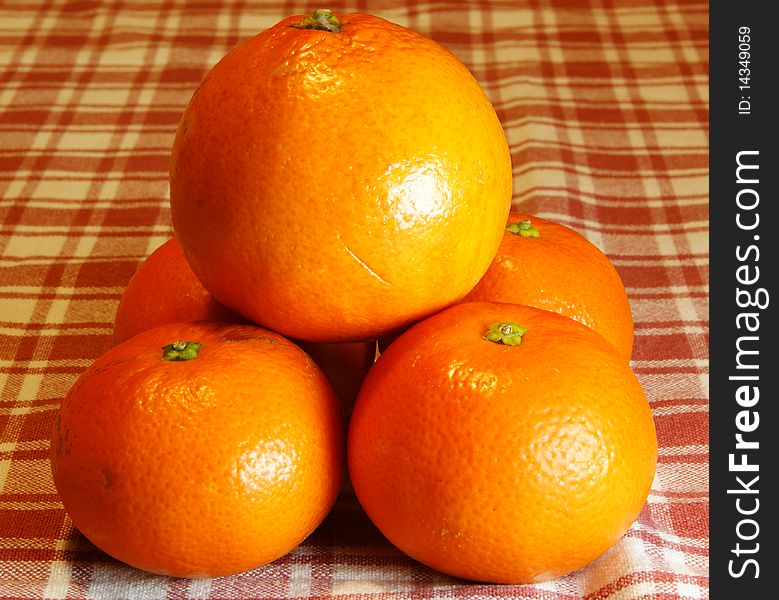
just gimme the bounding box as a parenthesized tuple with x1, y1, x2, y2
(0, 1, 708, 598)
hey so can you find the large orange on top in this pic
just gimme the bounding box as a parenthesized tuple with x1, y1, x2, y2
(169, 9, 512, 342)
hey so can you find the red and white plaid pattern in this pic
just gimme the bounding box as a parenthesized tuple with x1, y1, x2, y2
(0, 1, 708, 598)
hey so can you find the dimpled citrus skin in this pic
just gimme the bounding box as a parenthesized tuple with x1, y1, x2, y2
(348, 302, 657, 584)
(169, 11, 512, 342)
(50, 321, 344, 578)
(113, 238, 242, 344)
(465, 213, 634, 361)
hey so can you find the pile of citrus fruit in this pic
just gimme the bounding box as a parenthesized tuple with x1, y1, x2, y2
(49, 9, 657, 583)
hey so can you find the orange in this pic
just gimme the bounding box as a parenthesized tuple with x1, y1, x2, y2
(169, 9, 512, 343)
(113, 237, 242, 344)
(50, 321, 344, 578)
(112, 237, 375, 412)
(348, 301, 657, 583)
(464, 212, 634, 361)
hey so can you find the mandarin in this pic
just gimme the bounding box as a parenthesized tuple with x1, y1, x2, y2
(348, 301, 657, 583)
(464, 212, 634, 361)
(112, 237, 375, 412)
(112, 238, 241, 344)
(169, 9, 512, 342)
(50, 321, 344, 578)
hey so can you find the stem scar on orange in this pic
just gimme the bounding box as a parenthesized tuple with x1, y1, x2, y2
(50, 321, 344, 578)
(464, 212, 635, 361)
(347, 301, 657, 584)
(169, 9, 512, 343)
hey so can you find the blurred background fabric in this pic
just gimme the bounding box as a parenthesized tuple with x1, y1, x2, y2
(0, 1, 708, 598)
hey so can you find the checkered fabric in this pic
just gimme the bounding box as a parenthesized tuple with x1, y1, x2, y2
(0, 0, 708, 598)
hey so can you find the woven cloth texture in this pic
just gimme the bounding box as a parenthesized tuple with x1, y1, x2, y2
(0, 0, 708, 598)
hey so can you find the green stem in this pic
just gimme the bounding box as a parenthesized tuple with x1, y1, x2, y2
(290, 9, 342, 32)
(483, 322, 527, 346)
(162, 341, 202, 361)
(506, 219, 540, 238)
